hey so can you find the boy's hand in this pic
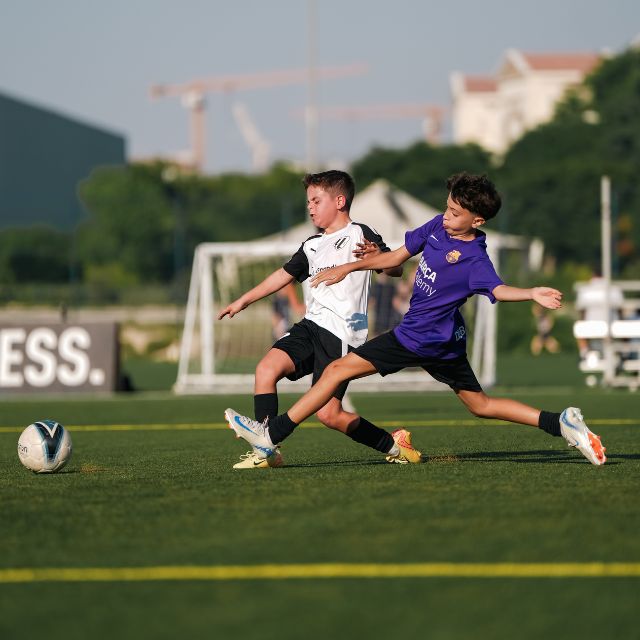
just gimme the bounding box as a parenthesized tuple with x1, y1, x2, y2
(311, 264, 352, 288)
(532, 287, 563, 310)
(218, 299, 246, 319)
(353, 240, 380, 260)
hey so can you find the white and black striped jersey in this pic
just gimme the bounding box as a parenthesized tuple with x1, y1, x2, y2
(283, 222, 391, 347)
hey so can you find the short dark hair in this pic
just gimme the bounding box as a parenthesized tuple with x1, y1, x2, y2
(446, 173, 501, 221)
(303, 170, 355, 211)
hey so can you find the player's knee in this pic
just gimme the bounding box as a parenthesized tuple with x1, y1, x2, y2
(316, 404, 341, 430)
(466, 396, 492, 418)
(316, 405, 350, 433)
(324, 359, 351, 383)
(255, 358, 284, 383)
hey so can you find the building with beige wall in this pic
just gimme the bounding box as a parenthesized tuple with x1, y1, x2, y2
(451, 50, 601, 154)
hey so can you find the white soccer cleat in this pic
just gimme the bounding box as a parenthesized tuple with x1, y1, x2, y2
(224, 408, 277, 459)
(560, 407, 606, 466)
(233, 448, 283, 469)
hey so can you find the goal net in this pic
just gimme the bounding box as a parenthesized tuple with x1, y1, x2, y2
(174, 241, 498, 394)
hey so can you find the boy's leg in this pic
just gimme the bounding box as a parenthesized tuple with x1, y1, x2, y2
(315, 396, 359, 434)
(226, 331, 426, 461)
(269, 353, 423, 462)
(455, 390, 542, 426)
(316, 396, 399, 456)
(230, 348, 295, 469)
(226, 353, 376, 454)
(423, 357, 545, 428)
(253, 320, 316, 422)
(225, 352, 373, 458)
(253, 348, 296, 421)
(455, 389, 606, 465)
(287, 352, 377, 425)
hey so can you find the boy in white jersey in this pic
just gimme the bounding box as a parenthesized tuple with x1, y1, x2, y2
(218, 170, 421, 468)
(225, 173, 607, 467)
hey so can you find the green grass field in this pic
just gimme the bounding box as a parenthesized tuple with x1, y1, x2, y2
(1, 387, 639, 640)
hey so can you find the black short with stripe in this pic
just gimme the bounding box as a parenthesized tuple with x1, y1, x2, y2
(352, 330, 483, 392)
(273, 318, 351, 400)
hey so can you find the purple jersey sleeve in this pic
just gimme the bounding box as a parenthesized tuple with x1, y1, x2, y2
(469, 257, 504, 303)
(404, 216, 441, 256)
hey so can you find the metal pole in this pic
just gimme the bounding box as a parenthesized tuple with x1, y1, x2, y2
(601, 175, 615, 386)
(305, 0, 318, 171)
(200, 251, 214, 377)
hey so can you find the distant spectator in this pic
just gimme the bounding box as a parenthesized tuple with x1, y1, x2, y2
(370, 266, 417, 336)
(530, 303, 560, 355)
(272, 282, 305, 341)
(370, 273, 402, 335)
(392, 265, 417, 318)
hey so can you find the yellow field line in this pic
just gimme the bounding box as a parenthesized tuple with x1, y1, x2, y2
(1, 419, 638, 434)
(1, 563, 639, 583)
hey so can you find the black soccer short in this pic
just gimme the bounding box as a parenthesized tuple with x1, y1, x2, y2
(352, 330, 483, 392)
(272, 318, 351, 400)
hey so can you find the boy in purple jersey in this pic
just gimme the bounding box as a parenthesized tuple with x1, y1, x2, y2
(225, 173, 607, 467)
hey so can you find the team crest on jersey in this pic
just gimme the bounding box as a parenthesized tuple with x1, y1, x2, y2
(446, 250, 461, 263)
(334, 237, 348, 250)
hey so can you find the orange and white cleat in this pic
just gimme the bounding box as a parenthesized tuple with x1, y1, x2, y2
(385, 428, 426, 464)
(560, 407, 606, 466)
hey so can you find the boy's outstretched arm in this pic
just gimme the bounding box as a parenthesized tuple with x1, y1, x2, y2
(493, 284, 563, 310)
(312, 246, 412, 288)
(218, 268, 295, 319)
(353, 240, 403, 277)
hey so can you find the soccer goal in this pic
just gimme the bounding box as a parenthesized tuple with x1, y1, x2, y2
(174, 241, 498, 394)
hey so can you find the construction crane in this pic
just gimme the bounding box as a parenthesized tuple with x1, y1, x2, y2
(231, 101, 270, 173)
(150, 64, 367, 172)
(293, 103, 446, 145)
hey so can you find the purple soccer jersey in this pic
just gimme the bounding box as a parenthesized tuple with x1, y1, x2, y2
(393, 214, 504, 359)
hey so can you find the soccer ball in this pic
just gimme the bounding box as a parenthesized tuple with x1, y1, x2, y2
(17, 420, 73, 473)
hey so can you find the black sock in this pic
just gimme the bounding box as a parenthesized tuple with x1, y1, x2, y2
(538, 411, 561, 437)
(268, 413, 298, 445)
(347, 418, 395, 453)
(254, 393, 278, 423)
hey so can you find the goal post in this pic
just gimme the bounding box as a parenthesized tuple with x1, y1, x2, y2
(174, 241, 498, 394)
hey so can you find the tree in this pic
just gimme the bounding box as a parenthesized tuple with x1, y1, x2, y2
(76, 162, 305, 286)
(498, 48, 640, 273)
(497, 119, 604, 262)
(352, 141, 494, 207)
(77, 164, 175, 284)
(0, 226, 71, 284)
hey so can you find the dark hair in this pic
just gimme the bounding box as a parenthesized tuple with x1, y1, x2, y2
(303, 170, 355, 211)
(446, 173, 501, 221)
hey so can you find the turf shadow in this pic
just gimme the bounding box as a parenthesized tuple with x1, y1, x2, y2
(604, 452, 639, 461)
(449, 449, 619, 465)
(283, 458, 388, 469)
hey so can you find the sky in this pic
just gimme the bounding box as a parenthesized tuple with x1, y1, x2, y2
(1, 0, 638, 174)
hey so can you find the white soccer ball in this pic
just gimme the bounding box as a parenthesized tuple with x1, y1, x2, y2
(17, 420, 73, 473)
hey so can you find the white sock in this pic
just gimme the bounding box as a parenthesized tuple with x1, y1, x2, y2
(387, 443, 400, 456)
